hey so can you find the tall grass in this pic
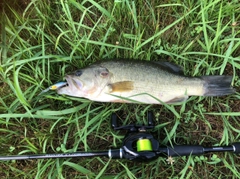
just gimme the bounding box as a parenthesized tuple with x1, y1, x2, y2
(0, 0, 240, 178)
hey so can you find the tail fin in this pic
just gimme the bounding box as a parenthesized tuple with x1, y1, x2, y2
(202, 76, 235, 96)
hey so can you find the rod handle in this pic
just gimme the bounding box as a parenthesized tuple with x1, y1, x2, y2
(232, 143, 240, 154)
(167, 145, 204, 157)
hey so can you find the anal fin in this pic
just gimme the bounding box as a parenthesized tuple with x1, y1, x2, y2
(166, 95, 188, 104)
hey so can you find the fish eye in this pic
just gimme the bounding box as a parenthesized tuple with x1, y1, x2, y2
(75, 70, 83, 76)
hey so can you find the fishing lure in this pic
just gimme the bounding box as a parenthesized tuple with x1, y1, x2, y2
(39, 82, 67, 95)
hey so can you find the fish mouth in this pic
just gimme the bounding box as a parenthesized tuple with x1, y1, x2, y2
(66, 75, 83, 90)
(55, 81, 69, 92)
(55, 76, 72, 94)
(57, 75, 82, 92)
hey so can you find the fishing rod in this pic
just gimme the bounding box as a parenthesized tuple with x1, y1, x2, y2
(0, 112, 239, 162)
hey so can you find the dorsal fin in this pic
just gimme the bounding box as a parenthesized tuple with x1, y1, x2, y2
(154, 61, 184, 75)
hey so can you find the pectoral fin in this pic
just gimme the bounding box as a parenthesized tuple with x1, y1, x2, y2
(108, 81, 134, 93)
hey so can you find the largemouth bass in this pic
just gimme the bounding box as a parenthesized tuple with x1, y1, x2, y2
(56, 60, 235, 104)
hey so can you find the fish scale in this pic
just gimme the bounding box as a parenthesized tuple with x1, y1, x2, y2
(104, 61, 202, 101)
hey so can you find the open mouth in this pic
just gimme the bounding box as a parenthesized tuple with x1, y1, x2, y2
(64, 75, 83, 90)
(60, 83, 68, 89)
(55, 82, 69, 94)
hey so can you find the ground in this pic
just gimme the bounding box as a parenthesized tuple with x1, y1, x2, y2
(0, 0, 240, 178)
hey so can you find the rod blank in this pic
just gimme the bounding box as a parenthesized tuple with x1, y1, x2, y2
(0, 151, 109, 161)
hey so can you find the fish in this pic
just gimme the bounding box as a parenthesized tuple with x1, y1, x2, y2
(56, 59, 235, 104)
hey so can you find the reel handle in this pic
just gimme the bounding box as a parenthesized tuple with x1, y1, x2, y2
(111, 112, 155, 131)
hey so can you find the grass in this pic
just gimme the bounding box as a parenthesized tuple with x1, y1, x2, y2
(0, 0, 240, 178)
